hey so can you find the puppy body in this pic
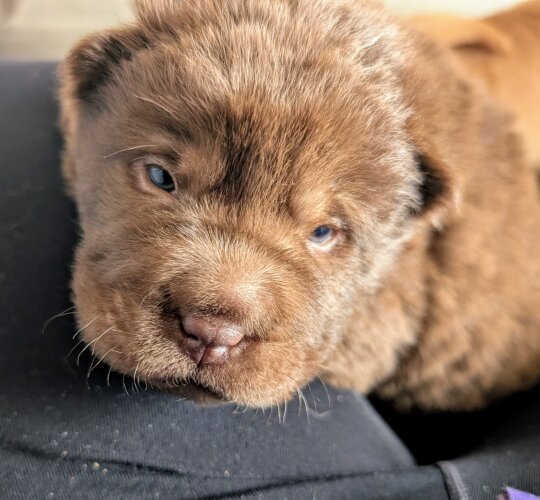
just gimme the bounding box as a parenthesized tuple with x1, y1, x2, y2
(412, 0, 540, 171)
(60, 0, 540, 410)
(327, 38, 540, 410)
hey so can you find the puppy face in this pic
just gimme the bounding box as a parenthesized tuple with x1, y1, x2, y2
(60, 0, 448, 406)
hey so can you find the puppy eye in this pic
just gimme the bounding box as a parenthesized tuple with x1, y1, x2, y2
(147, 165, 175, 192)
(309, 225, 337, 248)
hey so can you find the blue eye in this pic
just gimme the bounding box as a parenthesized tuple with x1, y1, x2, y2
(310, 225, 335, 246)
(148, 165, 175, 192)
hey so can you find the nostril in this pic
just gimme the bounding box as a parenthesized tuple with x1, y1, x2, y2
(181, 315, 212, 345)
(181, 314, 244, 347)
(183, 331, 201, 342)
(180, 314, 245, 366)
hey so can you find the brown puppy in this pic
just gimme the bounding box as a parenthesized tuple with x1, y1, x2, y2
(59, 0, 540, 410)
(412, 0, 540, 171)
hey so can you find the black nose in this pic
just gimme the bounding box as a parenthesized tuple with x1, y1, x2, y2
(181, 314, 245, 366)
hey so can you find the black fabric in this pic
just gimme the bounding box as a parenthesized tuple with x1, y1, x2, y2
(0, 61, 447, 499)
(438, 387, 540, 500)
(3, 59, 540, 500)
(372, 386, 540, 498)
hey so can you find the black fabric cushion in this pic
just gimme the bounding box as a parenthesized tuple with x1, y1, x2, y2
(3, 60, 540, 500)
(374, 390, 540, 499)
(0, 61, 450, 499)
(438, 386, 540, 499)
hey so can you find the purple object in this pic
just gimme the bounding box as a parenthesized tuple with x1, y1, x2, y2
(506, 488, 540, 500)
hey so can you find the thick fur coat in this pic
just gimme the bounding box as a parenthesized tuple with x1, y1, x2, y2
(59, 0, 540, 410)
(413, 0, 540, 171)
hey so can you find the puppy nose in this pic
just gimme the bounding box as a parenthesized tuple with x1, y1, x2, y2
(181, 314, 245, 366)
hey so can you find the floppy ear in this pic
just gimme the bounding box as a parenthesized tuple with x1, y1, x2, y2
(399, 30, 472, 226)
(60, 26, 149, 107)
(407, 119, 460, 225)
(59, 26, 148, 189)
(411, 15, 512, 55)
(412, 144, 459, 224)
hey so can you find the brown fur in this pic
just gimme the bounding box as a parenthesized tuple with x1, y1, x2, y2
(412, 0, 540, 171)
(59, 0, 540, 410)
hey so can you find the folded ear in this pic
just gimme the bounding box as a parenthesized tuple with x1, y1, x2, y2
(407, 120, 460, 225)
(59, 26, 148, 189)
(60, 26, 149, 107)
(413, 146, 459, 224)
(411, 15, 512, 55)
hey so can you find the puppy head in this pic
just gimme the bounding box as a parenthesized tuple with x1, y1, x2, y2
(60, 0, 455, 406)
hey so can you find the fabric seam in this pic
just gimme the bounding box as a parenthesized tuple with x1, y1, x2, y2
(438, 461, 470, 500)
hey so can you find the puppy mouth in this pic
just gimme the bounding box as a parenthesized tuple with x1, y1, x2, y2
(83, 295, 306, 406)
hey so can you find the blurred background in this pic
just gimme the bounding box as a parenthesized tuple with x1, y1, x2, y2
(0, 0, 522, 60)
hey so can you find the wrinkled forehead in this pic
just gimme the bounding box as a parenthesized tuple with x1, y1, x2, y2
(86, 0, 413, 211)
(94, 81, 409, 215)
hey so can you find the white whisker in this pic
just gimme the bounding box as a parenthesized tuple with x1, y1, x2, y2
(76, 326, 115, 366)
(139, 291, 154, 308)
(307, 384, 321, 416)
(132, 362, 141, 393)
(316, 376, 332, 410)
(42, 305, 77, 335)
(87, 346, 117, 381)
(122, 374, 129, 395)
(135, 95, 178, 119)
(298, 389, 310, 424)
(104, 144, 158, 159)
(72, 315, 101, 340)
(106, 365, 113, 387)
(66, 338, 85, 361)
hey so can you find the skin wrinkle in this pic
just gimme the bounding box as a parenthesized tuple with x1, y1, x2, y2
(59, 0, 540, 410)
